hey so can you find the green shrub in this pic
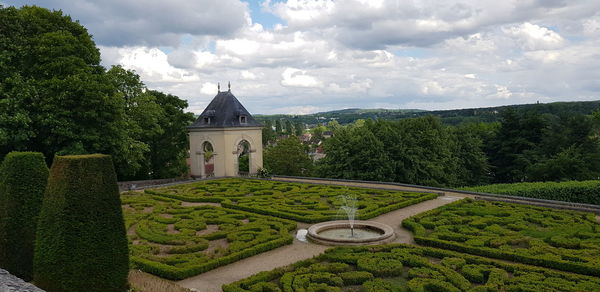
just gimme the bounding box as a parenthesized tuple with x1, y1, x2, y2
(461, 180, 600, 205)
(357, 255, 403, 277)
(339, 271, 374, 285)
(0, 152, 48, 281)
(34, 154, 129, 292)
(406, 199, 600, 277)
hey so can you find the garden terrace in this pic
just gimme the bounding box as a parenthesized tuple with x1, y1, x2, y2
(403, 199, 600, 276)
(145, 178, 438, 223)
(223, 244, 600, 291)
(121, 192, 296, 280)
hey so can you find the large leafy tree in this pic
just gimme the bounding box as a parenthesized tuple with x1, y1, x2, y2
(317, 124, 393, 181)
(264, 136, 314, 176)
(0, 6, 193, 180)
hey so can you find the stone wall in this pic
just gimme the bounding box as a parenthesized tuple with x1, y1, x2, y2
(0, 269, 44, 292)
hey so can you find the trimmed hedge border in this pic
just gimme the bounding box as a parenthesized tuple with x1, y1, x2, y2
(403, 198, 600, 277)
(223, 244, 600, 291)
(34, 154, 129, 292)
(146, 178, 438, 223)
(0, 152, 48, 281)
(122, 192, 296, 280)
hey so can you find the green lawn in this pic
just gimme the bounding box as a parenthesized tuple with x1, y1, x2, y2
(145, 178, 438, 223)
(224, 244, 600, 291)
(121, 191, 296, 280)
(403, 199, 600, 276)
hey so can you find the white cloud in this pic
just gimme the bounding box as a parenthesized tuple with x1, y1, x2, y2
(505, 22, 565, 51)
(281, 68, 323, 88)
(69, 1, 600, 114)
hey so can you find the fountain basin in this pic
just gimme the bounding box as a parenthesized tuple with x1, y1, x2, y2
(307, 220, 395, 246)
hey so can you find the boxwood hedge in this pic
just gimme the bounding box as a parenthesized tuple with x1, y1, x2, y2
(122, 191, 296, 280)
(34, 155, 129, 292)
(403, 198, 600, 277)
(461, 180, 600, 205)
(0, 152, 48, 281)
(146, 178, 437, 223)
(223, 244, 600, 291)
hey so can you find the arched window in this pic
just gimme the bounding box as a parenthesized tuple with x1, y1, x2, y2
(237, 140, 250, 175)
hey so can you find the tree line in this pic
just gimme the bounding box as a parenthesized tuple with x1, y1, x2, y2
(0, 6, 195, 180)
(265, 108, 600, 187)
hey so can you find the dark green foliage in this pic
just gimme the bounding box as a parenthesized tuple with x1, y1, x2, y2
(34, 154, 128, 292)
(147, 178, 437, 223)
(0, 152, 48, 281)
(404, 199, 600, 276)
(0, 6, 193, 180)
(122, 191, 296, 280)
(317, 117, 490, 186)
(461, 180, 600, 205)
(264, 136, 314, 176)
(223, 244, 600, 291)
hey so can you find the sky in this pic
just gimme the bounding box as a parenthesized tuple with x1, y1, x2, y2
(5, 0, 600, 114)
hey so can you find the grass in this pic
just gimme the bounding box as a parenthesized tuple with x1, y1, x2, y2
(128, 270, 191, 292)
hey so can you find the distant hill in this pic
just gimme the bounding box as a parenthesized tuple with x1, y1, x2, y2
(255, 100, 600, 125)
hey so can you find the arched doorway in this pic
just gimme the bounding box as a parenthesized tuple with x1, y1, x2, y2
(237, 140, 250, 176)
(202, 141, 214, 177)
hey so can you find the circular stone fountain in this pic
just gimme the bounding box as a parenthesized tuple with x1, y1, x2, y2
(307, 220, 395, 246)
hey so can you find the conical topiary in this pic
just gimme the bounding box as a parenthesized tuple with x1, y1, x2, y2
(0, 152, 49, 281)
(34, 154, 129, 292)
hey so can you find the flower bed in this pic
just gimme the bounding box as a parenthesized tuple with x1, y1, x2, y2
(121, 192, 296, 280)
(403, 199, 600, 276)
(223, 244, 600, 291)
(145, 178, 437, 223)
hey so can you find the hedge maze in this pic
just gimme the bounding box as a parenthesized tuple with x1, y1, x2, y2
(146, 178, 437, 223)
(224, 244, 600, 291)
(122, 191, 296, 280)
(403, 199, 600, 277)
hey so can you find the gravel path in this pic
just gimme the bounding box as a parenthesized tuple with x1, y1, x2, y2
(177, 189, 467, 292)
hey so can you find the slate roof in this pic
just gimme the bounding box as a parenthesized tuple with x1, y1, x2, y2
(188, 90, 262, 129)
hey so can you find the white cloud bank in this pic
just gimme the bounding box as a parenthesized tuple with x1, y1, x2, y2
(11, 0, 600, 114)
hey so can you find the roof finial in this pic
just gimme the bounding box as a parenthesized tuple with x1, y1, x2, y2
(217, 82, 220, 92)
(228, 81, 231, 92)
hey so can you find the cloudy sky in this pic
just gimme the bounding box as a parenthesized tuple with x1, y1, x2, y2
(6, 0, 600, 114)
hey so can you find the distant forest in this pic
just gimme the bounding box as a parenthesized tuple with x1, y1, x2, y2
(256, 100, 600, 126)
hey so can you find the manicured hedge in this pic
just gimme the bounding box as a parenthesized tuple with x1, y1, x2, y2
(0, 152, 48, 281)
(223, 244, 600, 291)
(461, 180, 600, 205)
(122, 191, 296, 280)
(34, 154, 129, 292)
(403, 198, 600, 277)
(146, 178, 438, 223)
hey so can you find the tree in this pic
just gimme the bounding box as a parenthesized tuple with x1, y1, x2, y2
(0, 152, 48, 281)
(34, 154, 128, 292)
(294, 121, 304, 136)
(0, 6, 194, 180)
(264, 136, 314, 176)
(145, 90, 195, 179)
(275, 119, 283, 135)
(285, 120, 294, 134)
(262, 120, 276, 145)
(317, 125, 393, 181)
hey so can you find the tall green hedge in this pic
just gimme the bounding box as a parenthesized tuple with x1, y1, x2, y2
(34, 154, 129, 292)
(0, 152, 48, 281)
(461, 180, 600, 205)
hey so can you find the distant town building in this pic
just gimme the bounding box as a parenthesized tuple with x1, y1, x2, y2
(188, 83, 263, 177)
